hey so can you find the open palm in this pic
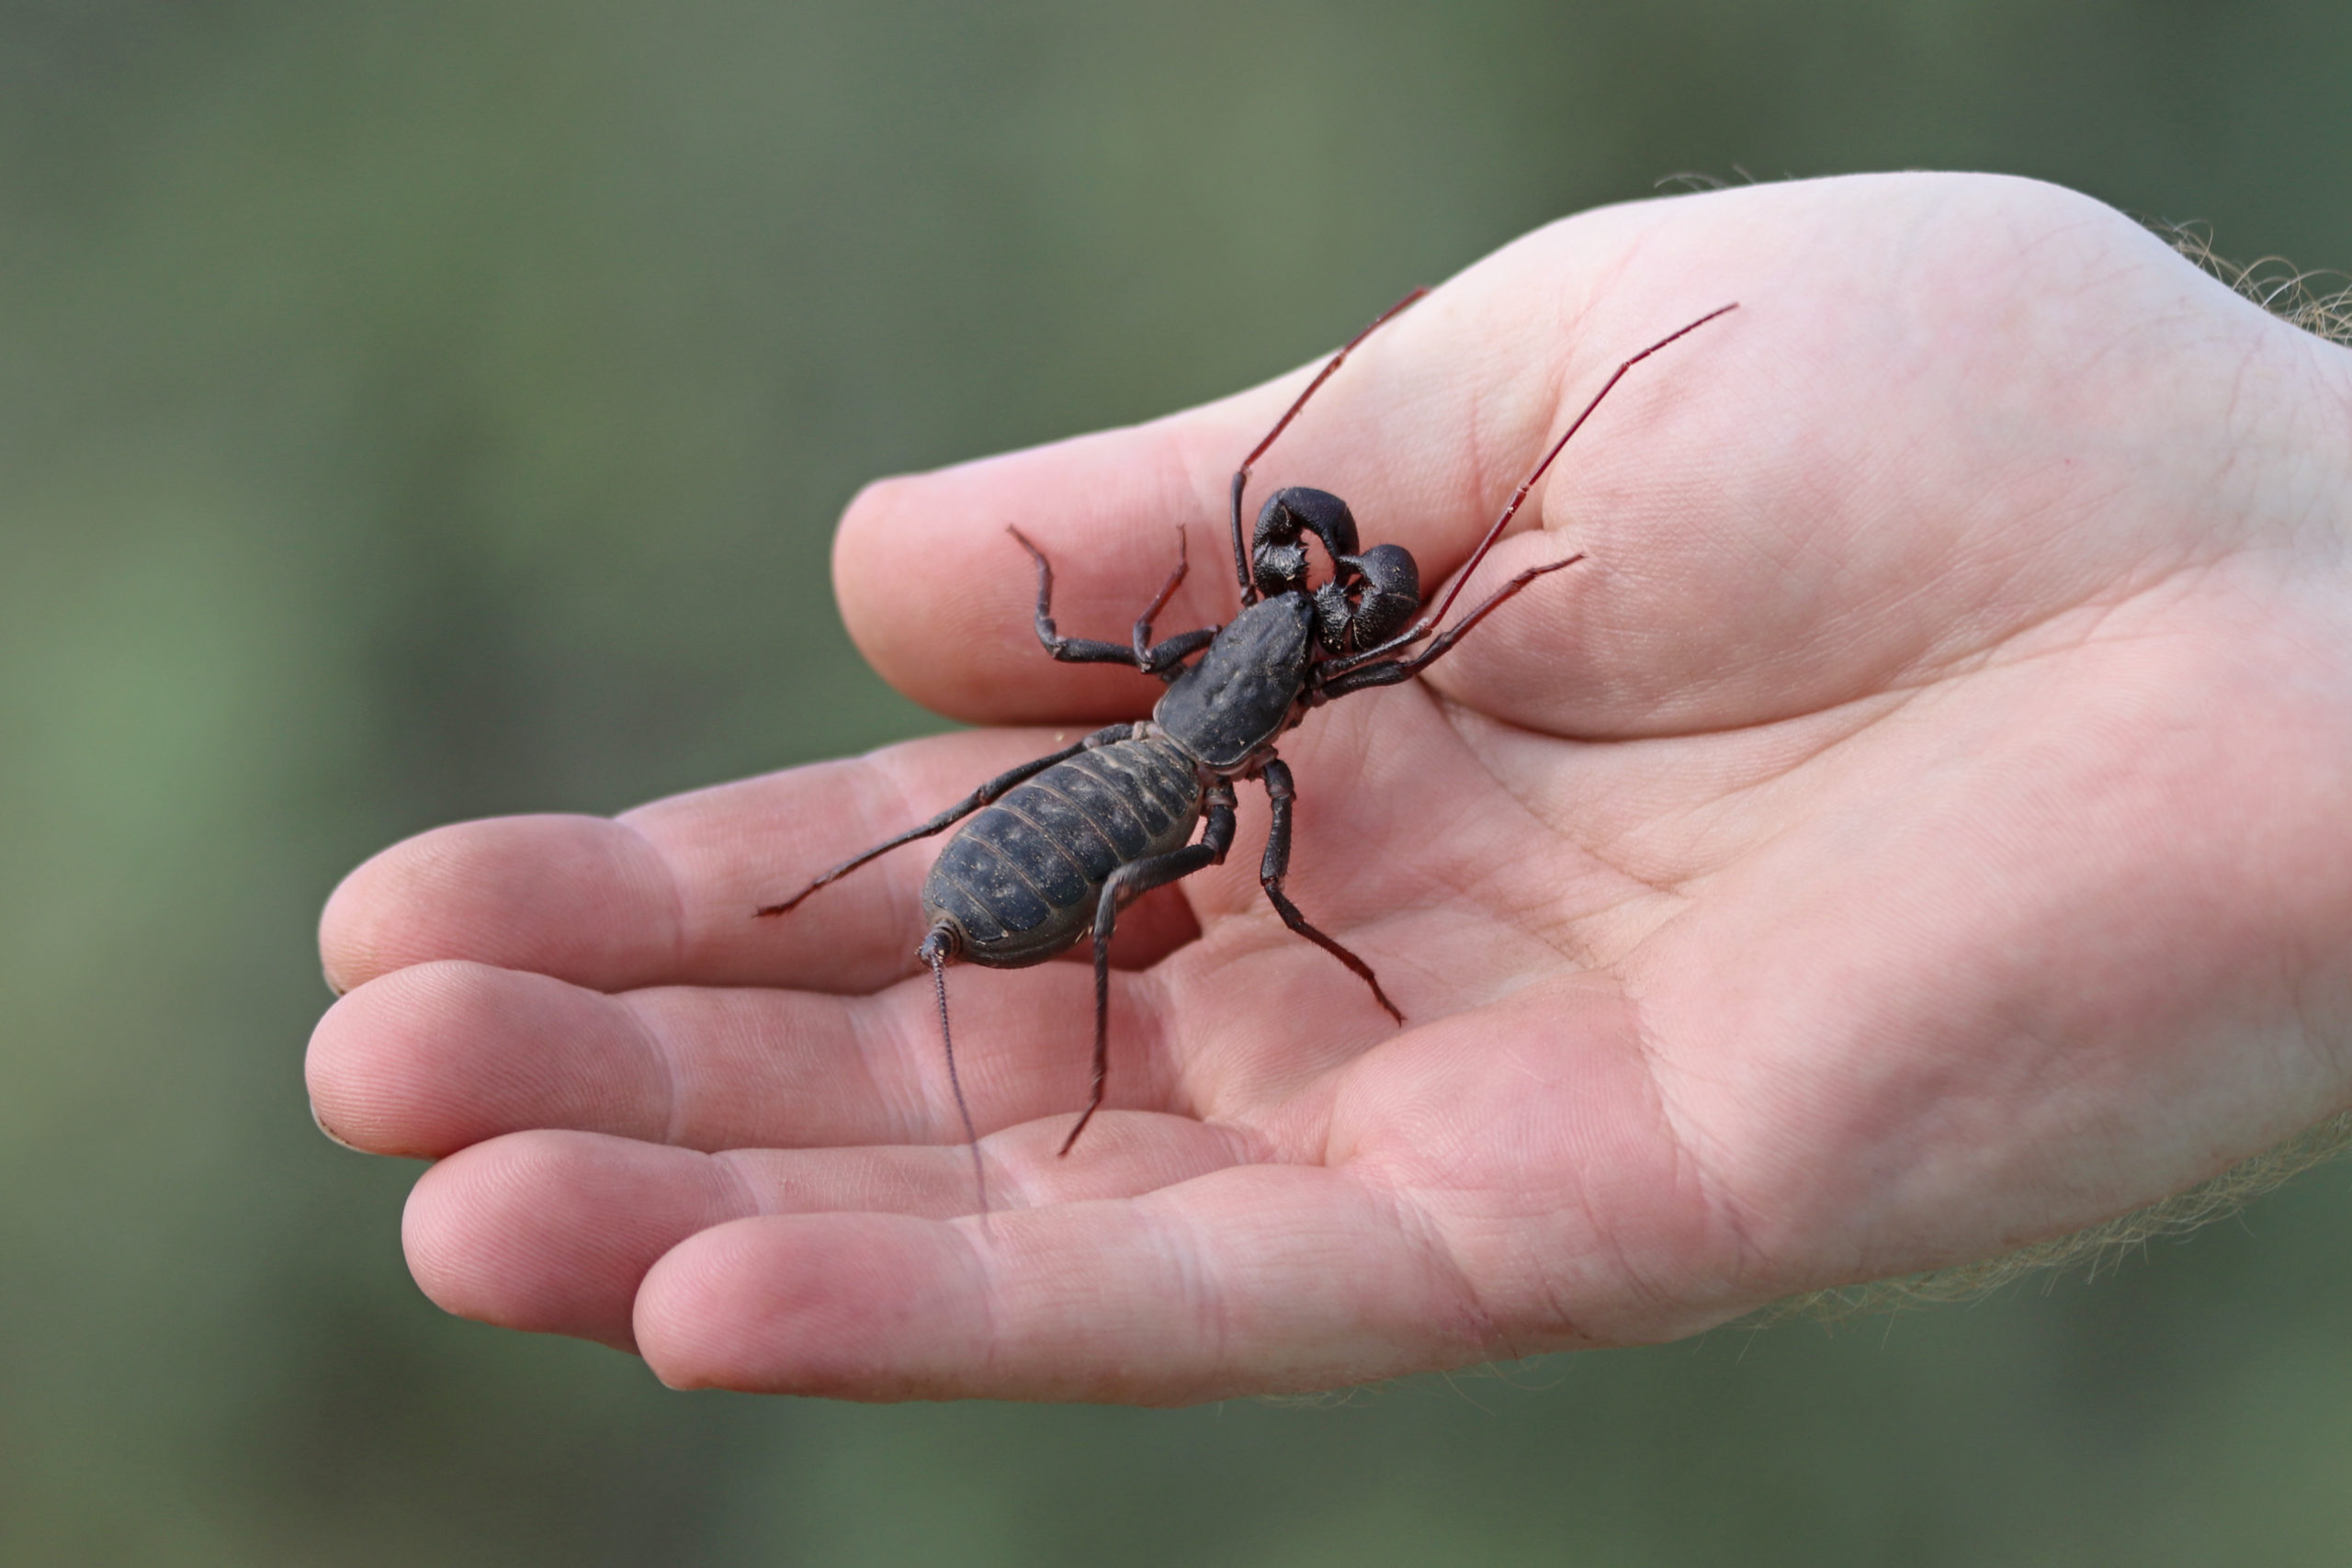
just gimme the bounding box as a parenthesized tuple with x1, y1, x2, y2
(311, 173, 2352, 1403)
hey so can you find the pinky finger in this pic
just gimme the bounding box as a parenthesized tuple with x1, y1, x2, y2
(632, 1163, 1510, 1404)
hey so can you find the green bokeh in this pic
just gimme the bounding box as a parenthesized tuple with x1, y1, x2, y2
(5, 2, 2349, 1562)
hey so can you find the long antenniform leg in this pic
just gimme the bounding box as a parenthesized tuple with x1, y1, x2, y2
(1258, 757, 1401, 1021)
(1228, 286, 1430, 604)
(1064, 779, 1238, 1156)
(1318, 301, 1741, 686)
(755, 723, 1132, 916)
(1010, 525, 1217, 678)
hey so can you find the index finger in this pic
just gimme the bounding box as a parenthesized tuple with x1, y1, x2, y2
(319, 725, 1174, 995)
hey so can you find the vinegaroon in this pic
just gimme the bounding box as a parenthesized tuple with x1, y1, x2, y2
(759, 292, 1737, 1205)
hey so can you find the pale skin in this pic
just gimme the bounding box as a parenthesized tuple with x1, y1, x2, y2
(310, 173, 2352, 1404)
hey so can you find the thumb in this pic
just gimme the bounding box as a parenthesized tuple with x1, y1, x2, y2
(831, 304, 1462, 724)
(831, 195, 1746, 727)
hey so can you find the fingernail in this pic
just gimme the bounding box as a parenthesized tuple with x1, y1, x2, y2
(310, 1100, 365, 1153)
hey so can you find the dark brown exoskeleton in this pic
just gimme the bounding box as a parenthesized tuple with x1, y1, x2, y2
(759, 294, 1738, 1204)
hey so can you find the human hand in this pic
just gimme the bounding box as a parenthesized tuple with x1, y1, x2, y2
(310, 172, 2352, 1403)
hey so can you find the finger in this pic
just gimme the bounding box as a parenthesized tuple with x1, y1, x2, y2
(309, 955, 1200, 1156)
(631, 1162, 1513, 1404)
(320, 725, 1196, 995)
(319, 810, 682, 998)
(405, 1131, 743, 1352)
(834, 269, 1573, 725)
(839, 176, 2275, 745)
(403, 1120, 1256, 1349)
(831, 219, 1781, 729)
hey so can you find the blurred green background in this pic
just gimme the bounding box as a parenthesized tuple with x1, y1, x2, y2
(6, 1, 2352, 1562)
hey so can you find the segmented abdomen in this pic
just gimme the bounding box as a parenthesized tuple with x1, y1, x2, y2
(922, 734, 1204, 967)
